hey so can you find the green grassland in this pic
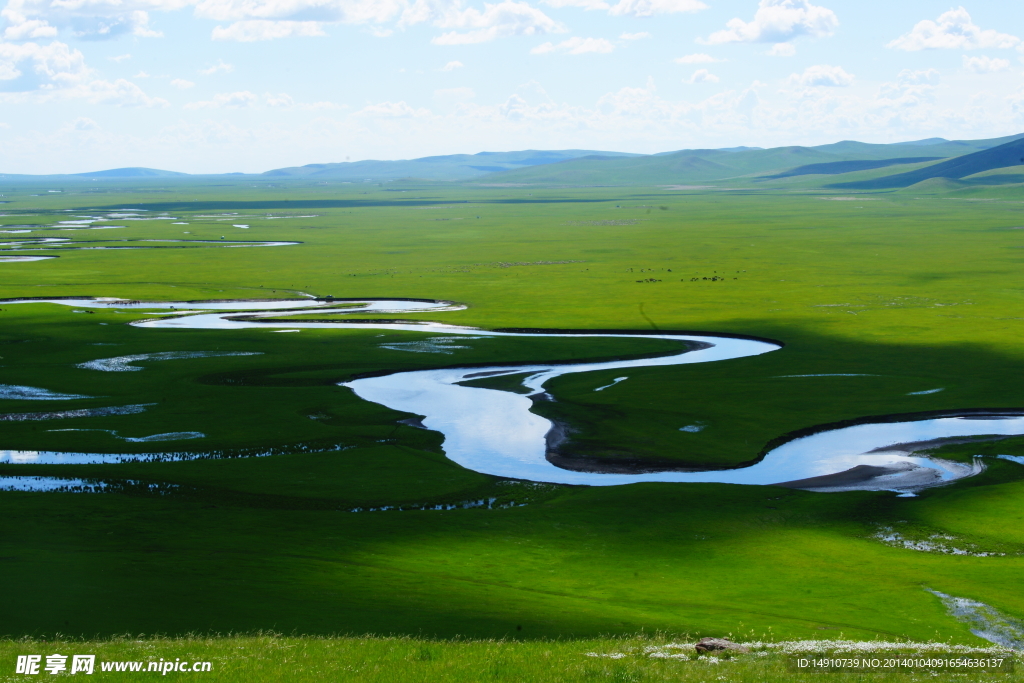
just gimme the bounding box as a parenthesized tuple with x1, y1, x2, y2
(2, 177, 1024, 678)
(2, 634, 1019, 682)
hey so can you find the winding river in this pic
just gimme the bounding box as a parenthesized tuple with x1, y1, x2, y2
(4, 297, 1024, 493)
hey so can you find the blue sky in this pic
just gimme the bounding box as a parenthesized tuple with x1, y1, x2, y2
(0, 0, 1021, 173)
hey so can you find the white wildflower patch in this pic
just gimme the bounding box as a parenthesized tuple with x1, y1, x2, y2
(750, 639, 1013, 654)
(644, 643, 707, 660)
(647, 651, 689, 659)
(590, 637, 1015, 667)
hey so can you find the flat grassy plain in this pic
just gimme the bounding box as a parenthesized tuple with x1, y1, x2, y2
(2, 179, 1024, 679)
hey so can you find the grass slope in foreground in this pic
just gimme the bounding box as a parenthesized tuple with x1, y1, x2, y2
(2, 635, 1018, 682)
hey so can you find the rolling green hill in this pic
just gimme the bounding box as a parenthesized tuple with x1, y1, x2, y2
(467, 134, 1024, 188)
(830, 137, 1024, 189)
(766, 157, 942, 179)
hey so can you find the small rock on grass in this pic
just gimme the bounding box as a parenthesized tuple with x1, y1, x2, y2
(695, 638, 749, 653)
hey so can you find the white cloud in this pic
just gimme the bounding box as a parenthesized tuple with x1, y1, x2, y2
(133, 70, 150, 78)
(876, 69, 939, 108)
(702, 0, 837, 45)
(543, 0, 703, 15)
(620, 32, 650, 40)
(607, 0, 705, 17)
(185, 90, 259, 109)
(768, 42, 795, 56)
(71, 10, 163, 39)
(542, 0, 609, 10)
(432, 1, 565, 45)
(63, 117, 98, 131)
(196, 0, 403, 25)
(171, 78, 194, 89)
(531, 36, 614, 54)
(4, 19, 57, 40)
(896, 68, 940, 85)
(265, 92, 294, 107)
(963, 55, 1010, 73)
(687, 68, 718, 83)
(355, 100, 431, 117)
(109, 54, 131, 62)
(297, 101, 341, 110)
(212, 20, 326, 41)
(188, 91, 337, 110)
(788, 64, 853, 87)
(675, 53, 720, 64)
(1, 0, 166, 42)
(0, 0, 578, 45)
(888, 7, 1019, 51)
(199, 59, 233, 75)
(0, 40, 165, 106)
(441, 60, 464, 70)
(68, 78, 169, 106)
(0, 40, 90, 89)
(434, 86, 475, 102)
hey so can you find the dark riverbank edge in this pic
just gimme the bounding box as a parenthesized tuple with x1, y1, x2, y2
(348, 339, 714, 382)
(546, 408, 1024, 477)
(0, 296, 455, 305)
(492, 327, 786, 346)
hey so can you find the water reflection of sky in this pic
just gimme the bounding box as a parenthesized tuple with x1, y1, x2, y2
(4, 298, 1022, 492)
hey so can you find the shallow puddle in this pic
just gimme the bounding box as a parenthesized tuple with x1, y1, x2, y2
(0, 476, 178, 494)
(49, 428, 205, 442)
(0, 441, 349, 464)
(0, 476, 111, 492)
(929, 589, 1024, 649)
(0, 384, 90, 400)
(1, 297, 340, 311)
(0, 404, 154, 422)
(1, 238, 298, 252)
(77, 351, 262, 372)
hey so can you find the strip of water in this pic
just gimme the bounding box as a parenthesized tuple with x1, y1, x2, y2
(7, 298, 1024, 492)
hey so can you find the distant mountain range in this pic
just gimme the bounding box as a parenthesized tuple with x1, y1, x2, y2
(0, 150, 640, 182)
(2, 133, 1022, 191)
(261, 149, 641, 180)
